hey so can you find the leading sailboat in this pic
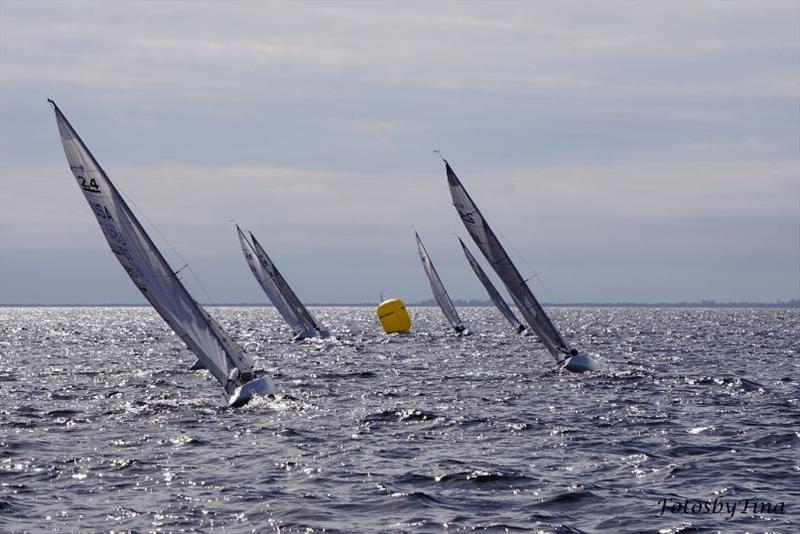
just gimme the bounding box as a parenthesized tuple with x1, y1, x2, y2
(444, 159, 597, 371)
(236, 226, 330, 340)
(49, 100, 276, 406)
(415, 231, 469, 335)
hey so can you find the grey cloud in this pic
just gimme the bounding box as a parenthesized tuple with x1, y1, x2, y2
(1, 0, 797, 304)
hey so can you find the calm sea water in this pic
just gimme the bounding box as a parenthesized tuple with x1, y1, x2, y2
(1, 306, 797, 533)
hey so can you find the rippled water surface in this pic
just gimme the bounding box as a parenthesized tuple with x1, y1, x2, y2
(1, 306, 798, 533)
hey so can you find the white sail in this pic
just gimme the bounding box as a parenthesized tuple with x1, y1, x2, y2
(415, 231, 465, 333)
(445, 160, 570, 361)
(236, 226, 307, 336)
(49, 100, 259, 397)
(248, 232, 328, 338)
(458, 237, 525, 333)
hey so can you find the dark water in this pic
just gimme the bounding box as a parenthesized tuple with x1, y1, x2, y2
(1, 306, 798, 533)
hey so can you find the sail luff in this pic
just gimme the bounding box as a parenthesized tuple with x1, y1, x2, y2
(50, 100, 249, 390)
(248, 232, 325, 335)
(445, 160, 570, 360)
(458, 237, 524, 331)
(415, 231, 464, 332)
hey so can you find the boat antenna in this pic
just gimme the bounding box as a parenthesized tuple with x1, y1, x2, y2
(433, 149, 447, 163)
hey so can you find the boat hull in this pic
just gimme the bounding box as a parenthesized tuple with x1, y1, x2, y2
(563, 353, 599, 373)
(228, 375, 277, 407)
(294, 328, 331, 341)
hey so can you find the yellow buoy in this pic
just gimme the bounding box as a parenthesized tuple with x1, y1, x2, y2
(377, 298, 412, 334)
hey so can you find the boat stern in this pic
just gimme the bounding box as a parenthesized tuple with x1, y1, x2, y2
(563, 353, 599, 373)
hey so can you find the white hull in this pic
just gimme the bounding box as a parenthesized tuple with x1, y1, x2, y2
(563, 353, 599, 373)
(228, 375, 277, 407)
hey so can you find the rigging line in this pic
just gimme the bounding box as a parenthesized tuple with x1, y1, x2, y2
(185, 265, 217, 307)
(112, 180, 219, 306)
(479, 201, 567, 336)
(521, 271, 558, 308)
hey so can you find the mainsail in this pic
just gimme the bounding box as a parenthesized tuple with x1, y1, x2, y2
(458, 237, 525, 333)
(445, 160, 571, 361)
(415, 231, 465, 333)
(49, 100, 257, 397)
(248, 231, 328, 338)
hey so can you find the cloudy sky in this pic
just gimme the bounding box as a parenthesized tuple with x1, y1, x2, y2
(1, 0, 798, 305)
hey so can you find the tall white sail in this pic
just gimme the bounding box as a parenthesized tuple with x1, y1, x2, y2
(236, 226, 307, 336)
(248, 232, 328, 338)
(415, 231, 466, 333)
(49, 100, 262, 398)
(458, 237, 525, 333)
(445, 160, 570, 361)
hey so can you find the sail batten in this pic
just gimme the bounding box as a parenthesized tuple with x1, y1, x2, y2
(50, 100, 253, 395)
(459, 237, 524, 331)
(415, 231, 465, 332)
(445, 161, 570, 360)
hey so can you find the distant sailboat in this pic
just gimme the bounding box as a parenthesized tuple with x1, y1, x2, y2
(415, 231, 469, 335)
(444, 159, 597, 371)
(458, 237, 527, 335)
(236, 226, 329, 340)
(49, 100, 276, 406)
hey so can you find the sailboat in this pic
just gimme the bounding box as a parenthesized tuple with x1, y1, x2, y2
(458, 237, 527, 335)
(415, 231, 469, 335)
(236, 226, 330, 340)
(49, 100, 276, 406)
(444, 159, 598, 371)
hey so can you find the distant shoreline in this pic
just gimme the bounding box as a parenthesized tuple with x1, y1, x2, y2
(2, 300, 798, 308)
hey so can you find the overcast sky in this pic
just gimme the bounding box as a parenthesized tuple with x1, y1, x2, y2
(1, 0, 798, 305)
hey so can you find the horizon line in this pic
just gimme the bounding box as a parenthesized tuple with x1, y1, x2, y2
(1, 299, 798, 308)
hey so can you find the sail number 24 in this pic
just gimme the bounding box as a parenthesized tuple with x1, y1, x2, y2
(77, 175, 101, 193)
